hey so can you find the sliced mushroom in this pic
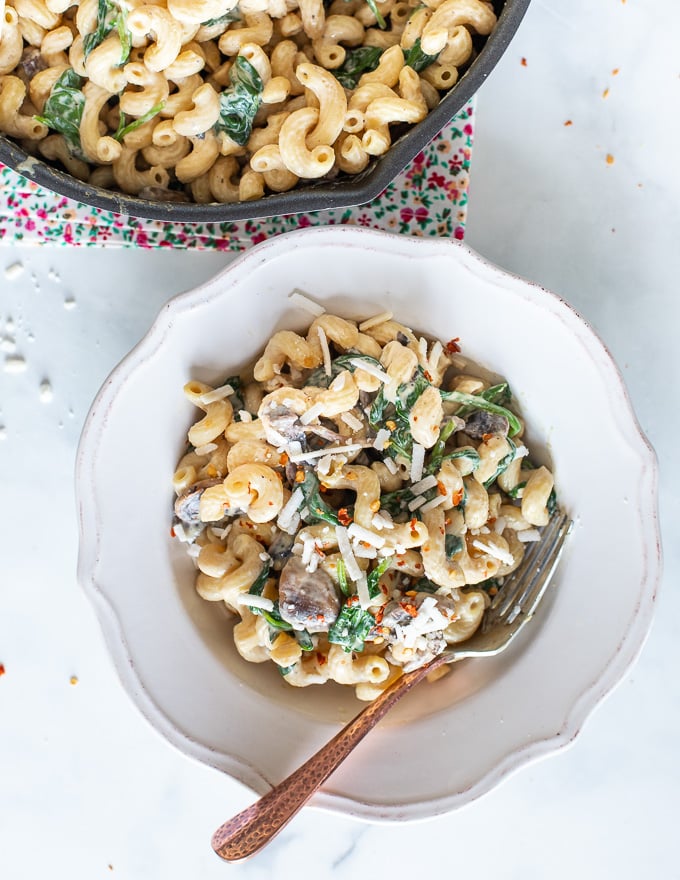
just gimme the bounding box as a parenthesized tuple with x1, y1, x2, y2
(18, 48, 47, 81)
(463, 410, 509, 439)
(277, 557, 340, 633)
(268, 530, 296, 570)
(174, 478, 222, 525)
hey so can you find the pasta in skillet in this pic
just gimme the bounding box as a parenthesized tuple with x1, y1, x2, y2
(171, 293, 558, 701)
(0, 0, 498, 203)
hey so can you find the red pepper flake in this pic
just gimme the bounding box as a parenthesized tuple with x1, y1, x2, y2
(424, 370, 433, 382)
(0, 663, 5, 677)
(380, 584, 389, 594)
(410, 518, 417, 530)
(170, 526, 176, 538)
(606, 153, 615, 165)
(245, 521, 255, 529)
(489, 586, 498, 597)
(316, 652, 328, 666)
(295, 469, 305, 483)
(316, 613, 325, 621)
(482, 433, 493, 442)
(437, 481, 447, 495)
(602, 87, 610, 99)
(279, 452, 289, 465)
(520, 57, 527, 66)
(612, 67, 620, 75)
(375, 607, 385, 624)
(415, 562, 423, 570)
(452, 488, 464, 507)
(564, 119, 573, 127)
(338, 507, 353, 526)
(405, 590, 416, 597)
(347, 596, 360, 606)
(268, 500, 274, 505)
(397, 560, 405, 567)
(386, 420, 397, 431)
(413, 415, 418, 422)
(314, 543, 325, 557)
(400, 601, 418, 618)
(319, 484, 327, 493)
(70, 675, 79, 686)
(445, 337, 461, 353)
(360, 540, 371, 549)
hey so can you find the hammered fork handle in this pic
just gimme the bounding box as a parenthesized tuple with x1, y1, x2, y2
(211, 652, 449, 861)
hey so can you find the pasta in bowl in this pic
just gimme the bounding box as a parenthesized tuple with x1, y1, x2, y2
(0, 0, 530, 219)
(173, 307, 557, 701)
(76, 227, 660, 819)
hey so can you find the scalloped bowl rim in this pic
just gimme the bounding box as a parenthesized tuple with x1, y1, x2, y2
(76, 226, 661, 822)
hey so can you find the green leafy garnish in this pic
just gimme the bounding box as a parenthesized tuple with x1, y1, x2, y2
(440, 388, 522, 437)
(214, 55, 263, 147)
(201, 9, 241, 27)
(367, 557, 391, 599)
(412, 577, 439, 594)
(308, 352, 382, 388)
(336, 558, 351, 597)
(547, 488, 558, 516)
(35, 69, 86, 158)
(402, 38, 438, 72)
(299, 470, 341, 526)
(368, 386, 388, 430)
(328, 602, 375, 653)
(114, 101, 165, 141)
(365, 0, 386, 28)
(278, 663, 297, 675)
(223, 375, 246, 419)
(483, 437, 517, 489)
(296, 630, 315, 651)
(333, 46, 383, 89)
(445, 534, 464, 559)
(247, 562, 271, 597)
(506, 481, 526, 500)
(82, 0, 130, 64)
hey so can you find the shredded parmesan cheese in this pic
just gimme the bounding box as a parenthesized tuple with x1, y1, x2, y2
(410, 475, 438, 494)
(373, 428, 391, 451)
(410, 443, 425, 482)
(300, 401, 324, 425)
(348, 357, 389, 383)
(472, 539, 514, 566)
(198, 384, 234, 405)
(277, 487, 304, 530)
(317, 325, 332, 377)
(236, 594, 274, 612)
(347, 522, 386, 548)
(358, 311, 393, 331)
(340, 411, 363, 431)
(518, 528, 542, 542)
(194, 442, 218, 456)
(356, 573, 371, 609)
(335, 525, 363, 581)
(383, 457, 398, 475)
(288, 443, 364, 462)
(289, 290, 325, 316)
(419, 495, 448, 513)
(407, 495, 427, 512)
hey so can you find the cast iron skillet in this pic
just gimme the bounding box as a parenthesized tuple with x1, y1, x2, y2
(0, 0, 530, 222)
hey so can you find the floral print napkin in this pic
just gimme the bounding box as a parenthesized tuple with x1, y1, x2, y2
(0, 101, 474, 250)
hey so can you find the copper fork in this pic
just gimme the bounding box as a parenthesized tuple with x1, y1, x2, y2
(212, 511, 573, 861)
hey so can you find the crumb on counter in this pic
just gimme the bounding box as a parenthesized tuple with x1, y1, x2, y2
(4, 262, 24, 281)
(0, 663, 5, 676)
(602, 87, 610, 99)
(606, 154, 615, 165)
(63, 297, 76, 310)
(70, 675, 79, 686)
(520, 57, 527, 67)
(4, 355, 27, 373)
(564, 120, 573, 127)
(39, 380, 53, 403)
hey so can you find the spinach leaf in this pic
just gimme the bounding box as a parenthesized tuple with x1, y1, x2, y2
(83, 0, 130, 64)
(506, 481, 526, 500)
(223, 375, 246, 419)
(296, 629, 315, 651)
(483, 437, 517, 489)
(307, 352, 382, 388)
(455, 381, 512, 419)
(425, 418, 457, 474)
(278, 663, 297, 675)
(35, 69, 86, 158)
(365, 0, 386, 28)
(215, 55, 263, 147)
(336, 558, 351, 597)
(299, 470, 341, 526)
(402, 37, 438, 72)
(412, 576, 439, 594)
(547, 488, 558, 517)
(440, 446, 480, 470)
(114, 101, 165, 141)
(328, 601, 375, 652)
(333, 46, 383, 89)
(368, 386, 388, 430)
(367, 557, 391, 599)
(445, 534, 463, 559)
(201, 9, 241, 27)
(260, 601, 294, 631)
(440, 388, 522, 437)
(247, 562, 272, 597)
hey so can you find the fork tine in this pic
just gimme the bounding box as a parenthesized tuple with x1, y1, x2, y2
(483, 513, 572, 633)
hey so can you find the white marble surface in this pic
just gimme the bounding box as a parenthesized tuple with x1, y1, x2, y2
(1, 0, 678, 876)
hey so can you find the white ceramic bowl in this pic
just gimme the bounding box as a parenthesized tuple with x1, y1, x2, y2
(76, 227, 661, 821)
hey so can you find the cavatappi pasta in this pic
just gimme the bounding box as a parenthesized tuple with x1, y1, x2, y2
(171, 294, 557, 701)
(0, 0, 498, 203)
